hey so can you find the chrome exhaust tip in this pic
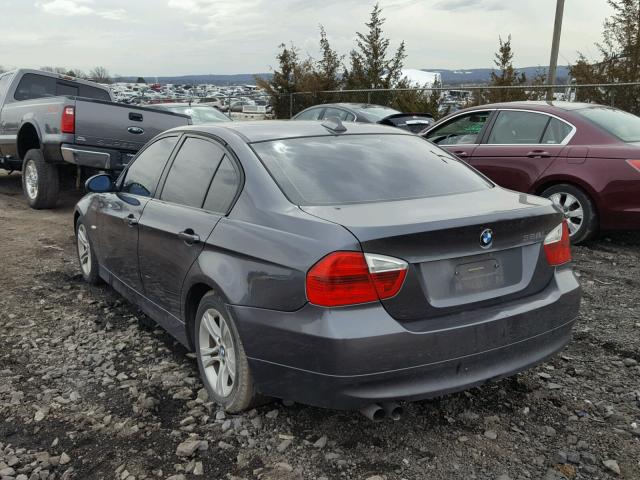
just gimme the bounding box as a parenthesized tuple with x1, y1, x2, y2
(359, 403, 385, 422)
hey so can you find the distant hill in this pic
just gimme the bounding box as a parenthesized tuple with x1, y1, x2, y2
(113, 66, 570, 86)
(426, 66, 571, 85)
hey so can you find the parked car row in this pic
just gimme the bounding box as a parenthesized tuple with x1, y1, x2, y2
(74, 119, 581, 417)
(293, 102, 434, 133)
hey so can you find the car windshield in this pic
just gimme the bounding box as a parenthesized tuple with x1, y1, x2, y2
(357, 105, 401, 120)
(252, 134, 492, 206)
(577, 106, 640, 142)
(164, 105, 230, 123)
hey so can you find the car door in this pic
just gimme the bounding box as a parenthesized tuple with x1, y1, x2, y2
(423, 110, 494, 161)
(96, 135, 180, 293)
(137, 135, 241, 319)
(469, 110, 574, 193)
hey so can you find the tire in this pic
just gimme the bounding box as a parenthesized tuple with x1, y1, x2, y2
(540, 183, 598, 244)
(194, 291, 257, 413)
(21, 149, 60, 209)
(75, 218, 100, 285)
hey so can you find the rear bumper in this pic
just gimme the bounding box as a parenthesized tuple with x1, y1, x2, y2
(61, 144, 135, 170)
(230, 267, 581, 410)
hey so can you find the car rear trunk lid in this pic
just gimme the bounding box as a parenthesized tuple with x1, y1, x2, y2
(301, 189, 563, 321)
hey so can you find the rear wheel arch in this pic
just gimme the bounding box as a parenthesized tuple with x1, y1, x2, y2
(533, 177, 600, 215)
(17, 123, 42, 160)
(536, 180, 599, 243)
(184, 281, 230, 350)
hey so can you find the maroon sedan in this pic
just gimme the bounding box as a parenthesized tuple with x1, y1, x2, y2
(422, 101, 640, 243)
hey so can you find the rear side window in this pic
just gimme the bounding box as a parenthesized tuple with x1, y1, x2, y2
(487, 111, 549, 144)
(122, 136, 179, 197)
(161, 137, 224, 208)
(13, 73, 110, 101)
(252, 134, 492, 206)
(296, 108, 324, 120)
(203, 155, 241, 213)
(322, 107, 354, 122)
(577, 106, 640, 142)
(541, 118, 573, 144)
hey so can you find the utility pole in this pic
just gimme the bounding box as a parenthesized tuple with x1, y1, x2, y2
(546, 0, 565, 101)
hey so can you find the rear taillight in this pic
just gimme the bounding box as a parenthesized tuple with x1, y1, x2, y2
(61, 106, 75, 134)
(626, 159, 640, 172)
(543, 221, 571, 266)
(306, 251, 408, 307)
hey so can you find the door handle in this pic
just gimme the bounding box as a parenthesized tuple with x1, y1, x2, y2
(125, 214, 138, 226)
(453, 150, 469, 157)
(526, 150, 551, 158)
(178, 229, 200, 245)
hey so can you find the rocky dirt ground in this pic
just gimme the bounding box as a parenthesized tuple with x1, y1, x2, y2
(0, 171, 638, 480)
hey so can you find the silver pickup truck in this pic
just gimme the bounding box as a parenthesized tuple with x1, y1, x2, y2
(0, 69, 189, 209)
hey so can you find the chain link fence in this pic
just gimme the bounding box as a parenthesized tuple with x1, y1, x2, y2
(271, 82, 640, 119)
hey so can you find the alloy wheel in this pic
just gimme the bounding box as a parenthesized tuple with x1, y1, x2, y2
(549, 192, 583, 237)
(76, 224, 92, 276)
(24, 160, 38, 200)
(199, 308, 236, 397)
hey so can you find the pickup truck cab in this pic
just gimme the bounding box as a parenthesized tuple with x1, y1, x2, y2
(0, 69, 189, 208)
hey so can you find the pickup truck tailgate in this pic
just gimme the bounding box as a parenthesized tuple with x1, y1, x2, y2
(73, 98, 189, 152)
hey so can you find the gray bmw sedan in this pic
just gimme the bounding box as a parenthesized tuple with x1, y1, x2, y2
(74, 120, 581, 417)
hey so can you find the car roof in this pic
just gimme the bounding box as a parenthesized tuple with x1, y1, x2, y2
(170, 120, 412, 143)
(463, 100, 597, 112)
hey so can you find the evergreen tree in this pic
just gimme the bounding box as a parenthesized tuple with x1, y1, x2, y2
(343, 2, 407, 95)
(488, 35, 527, 102)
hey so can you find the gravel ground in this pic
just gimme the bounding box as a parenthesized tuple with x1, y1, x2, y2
(0, 171, 638, 480)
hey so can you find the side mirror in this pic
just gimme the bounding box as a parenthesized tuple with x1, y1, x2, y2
(85, 174, 115, 193)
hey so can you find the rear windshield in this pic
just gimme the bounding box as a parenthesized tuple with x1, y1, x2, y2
(163, 105, 230, 123)
(14, 73, 111, 102)
(577, 106, 640, 142)
(358, 105, 401, 121)
(252, 134, 492, 205)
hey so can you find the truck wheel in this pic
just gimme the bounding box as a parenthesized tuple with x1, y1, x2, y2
(21, 149, 59, 209)
(541, 183, 598, 244)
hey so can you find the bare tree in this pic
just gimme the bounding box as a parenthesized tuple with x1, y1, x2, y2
(89, 66, 112, 84)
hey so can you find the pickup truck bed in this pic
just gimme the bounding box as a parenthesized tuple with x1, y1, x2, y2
(0, 69, 189, 208)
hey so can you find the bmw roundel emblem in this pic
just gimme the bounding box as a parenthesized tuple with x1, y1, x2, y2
(480, 228, 493, 248)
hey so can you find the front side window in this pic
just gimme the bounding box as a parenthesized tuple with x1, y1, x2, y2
(577, 106, 640, 142)
(252, 134, 491, 206)
(0, 73, 14, 104)
(487, 111, 550, 144)
(122, 136, 179, 197)
(161, 137, 225, 208)
(426, 111, 491, 145)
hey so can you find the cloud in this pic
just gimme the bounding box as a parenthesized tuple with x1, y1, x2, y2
(37, 0, 94, 16)
(99, 8, 127, 20)
(433, 0, 504, 11)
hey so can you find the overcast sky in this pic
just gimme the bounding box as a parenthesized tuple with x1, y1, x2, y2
(0, 0, 613, 76)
